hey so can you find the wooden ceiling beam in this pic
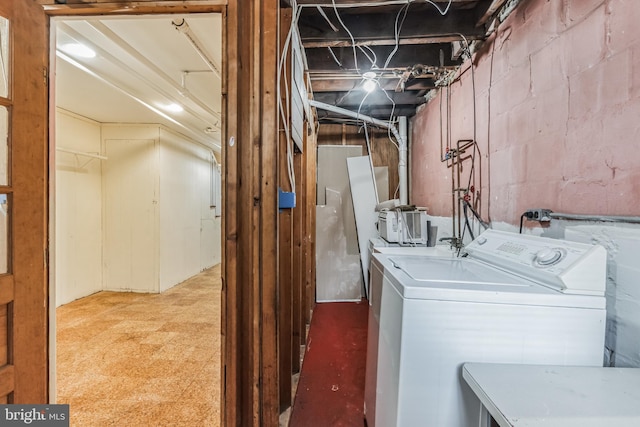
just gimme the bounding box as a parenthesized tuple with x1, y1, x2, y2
(476, 0, 509, 26)
(298, 6, 485, 45)
(304, 43, 456, 71)
(309, 77, 435, 92)
(297, 0, 473, 6)
(303, 35, 477, 48)
(313, 89, 426, 106)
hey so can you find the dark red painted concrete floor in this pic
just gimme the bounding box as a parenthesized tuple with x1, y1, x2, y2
(290, 300, 369, 427)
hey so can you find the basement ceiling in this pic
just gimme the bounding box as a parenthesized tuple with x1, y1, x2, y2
(54, 14, 222, 152)
(294, 0, 512, 122)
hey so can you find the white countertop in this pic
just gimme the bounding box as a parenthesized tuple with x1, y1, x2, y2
(462, 363, 640, 427)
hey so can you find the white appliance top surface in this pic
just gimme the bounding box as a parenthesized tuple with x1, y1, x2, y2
(374, 254, 604, 308)
(464, 230, 607, 295)
(462, 363, 640, 427)
(374, 244, 457, 257)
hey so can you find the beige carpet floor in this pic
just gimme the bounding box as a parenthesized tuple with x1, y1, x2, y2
(56, 264, 221, 426)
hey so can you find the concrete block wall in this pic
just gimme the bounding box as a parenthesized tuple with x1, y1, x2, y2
(411, 0, 640, 366)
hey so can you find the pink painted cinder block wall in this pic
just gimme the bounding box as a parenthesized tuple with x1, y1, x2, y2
(411, 0, 640, 224)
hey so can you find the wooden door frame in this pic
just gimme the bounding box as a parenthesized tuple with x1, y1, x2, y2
(40, 1, 282, 425)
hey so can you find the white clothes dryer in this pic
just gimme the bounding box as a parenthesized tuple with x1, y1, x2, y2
(365, 230, 607, 427)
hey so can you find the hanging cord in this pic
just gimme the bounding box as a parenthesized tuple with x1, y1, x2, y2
(327, 46, 343, 68)
(383, 2, 411, 69)
(519, 213, 526, 234)
(424, 0, 453, 15)
(362, 122, 380, 205)
(463, 202, 475, 241)
(316, 5, 340, 32)
(357, 45, 377, 67)
(361, 45, 378, 67)
(459, 34, 478, 202)
(332, 0, 360, 73)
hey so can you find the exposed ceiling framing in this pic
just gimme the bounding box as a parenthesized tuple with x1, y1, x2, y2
(291, 0, 514, 122)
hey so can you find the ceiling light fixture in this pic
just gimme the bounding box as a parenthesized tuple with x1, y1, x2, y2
(362, 71, 378, 92)
(163, 103, 184, 113)
(59, 43, 96, 59)
(363, 79, 377, 93)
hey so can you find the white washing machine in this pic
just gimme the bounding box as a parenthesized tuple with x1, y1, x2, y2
(364, 239, 457, 426)
(365, 229, 607, 427)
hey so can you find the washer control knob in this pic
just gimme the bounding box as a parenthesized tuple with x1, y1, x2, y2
(535, 248, 563, 266)
(476, 237, 487, 245)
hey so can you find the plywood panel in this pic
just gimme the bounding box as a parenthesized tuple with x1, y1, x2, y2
(315, 189, 362, 302)
(318, 124, 399, 201)
(374, 166, 390, 203)
(317, 145, 363, 255)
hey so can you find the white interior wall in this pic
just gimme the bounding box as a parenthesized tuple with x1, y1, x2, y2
(533, 223, 640, 368)
(158, 128, 220, 291)
(55, 110, 103, 306)
(102, 124, 160, 293)
(56, 122, 221, 303)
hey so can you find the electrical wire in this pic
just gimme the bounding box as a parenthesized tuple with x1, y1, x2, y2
(362, 45, 378, 67)
(424, 0, 453, 16)
(331, 0, 360, 73)
(357, 90, 372, 123)
(362, 122, 380, 204)
(316, 5, 340, 32)
(383, 3, 410, 69)
(327, 46, 343, 68)
(372, 78, 399, 150)
(459, 34, 478, 203)
(463, 202, 475, 241)
(357, 45, 377, 67)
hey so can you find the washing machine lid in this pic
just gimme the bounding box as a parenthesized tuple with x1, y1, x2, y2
(378, 255, 605, 309)
(373, 245, 456, 257)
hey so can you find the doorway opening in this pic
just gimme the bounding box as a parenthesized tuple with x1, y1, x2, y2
(50, 13, 223, 425)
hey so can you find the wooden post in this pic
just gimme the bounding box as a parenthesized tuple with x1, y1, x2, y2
(224, 0, 280, 425)
(277, 6, 294, 412)
(292, 148, 303, 374)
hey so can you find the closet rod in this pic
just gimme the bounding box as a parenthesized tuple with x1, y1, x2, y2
(56, 146, 107, 160)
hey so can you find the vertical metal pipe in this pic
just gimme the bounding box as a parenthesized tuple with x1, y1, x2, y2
(398, 116, 408, 205)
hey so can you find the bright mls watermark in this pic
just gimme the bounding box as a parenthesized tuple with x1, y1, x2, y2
(0, 405, 69, 426)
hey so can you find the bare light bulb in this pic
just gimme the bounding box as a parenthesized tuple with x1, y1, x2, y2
(363, 79, 377, 93)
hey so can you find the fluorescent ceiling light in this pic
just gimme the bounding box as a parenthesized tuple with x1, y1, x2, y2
(59, 43, 96, 59)
(363, 71, 376, 79)
(163, 103, 184, 113)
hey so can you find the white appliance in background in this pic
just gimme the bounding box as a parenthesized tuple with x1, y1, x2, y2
(365, 229, 607, 427)
(378, 209, 429, 245)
